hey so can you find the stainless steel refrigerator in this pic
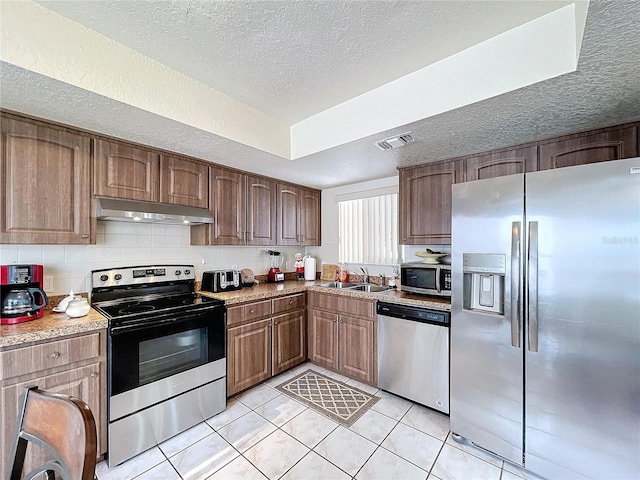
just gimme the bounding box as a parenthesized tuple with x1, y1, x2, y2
(450, 157, 640, 479)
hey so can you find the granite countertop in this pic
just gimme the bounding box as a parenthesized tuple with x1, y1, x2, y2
(2, 280, 449, 349)
(0, 309, 108, 349)
(199, 280, 451, 311)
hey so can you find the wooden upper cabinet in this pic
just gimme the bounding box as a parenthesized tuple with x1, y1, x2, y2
(159, 155, 208, 208)
(277, 184, 301, 245)
(277, 184, 321, 246)
(465, 145, 538, 181)
(247, 175, 277, 246)
(539, 125, 638, 170)
(0, 116, 92, 244)
(93, 139, 159, 202)
(209, 167, 246, 245)
(300, 188, 321, 246)
(399, 159, 464, 245)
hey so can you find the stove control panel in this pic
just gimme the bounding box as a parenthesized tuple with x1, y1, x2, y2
(91, 265, 196, 288)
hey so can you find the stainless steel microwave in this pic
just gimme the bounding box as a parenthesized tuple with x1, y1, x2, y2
(400, 263, 452, 297)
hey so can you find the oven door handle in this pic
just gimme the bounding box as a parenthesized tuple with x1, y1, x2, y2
(110, 307, 225, 335)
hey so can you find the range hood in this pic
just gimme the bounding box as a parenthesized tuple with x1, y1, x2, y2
(97, 198, 214, 225)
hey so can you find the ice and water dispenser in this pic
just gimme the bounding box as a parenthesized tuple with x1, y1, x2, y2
(462, 253, 506, 315)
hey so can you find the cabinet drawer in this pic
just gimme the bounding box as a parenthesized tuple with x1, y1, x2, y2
(227, 300, 272, 326)
(273, 293, 305, 314)
(0, 333, 100, 379)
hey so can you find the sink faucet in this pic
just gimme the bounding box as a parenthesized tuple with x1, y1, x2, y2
(359, 267, 368, 284)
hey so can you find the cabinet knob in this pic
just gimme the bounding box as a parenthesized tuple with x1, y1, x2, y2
(90, 372, 98, 378)
(50, 352, 60, 359)
(81, 234, 89, 239)
(250, 309, 255, 313)
(288, 300, 293, 305)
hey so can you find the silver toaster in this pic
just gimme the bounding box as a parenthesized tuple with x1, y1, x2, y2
(201, 270, 242, 293)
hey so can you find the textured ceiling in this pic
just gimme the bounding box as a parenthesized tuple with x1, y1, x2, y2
(33, 0, 572, 123)
(1, 1, 639, 189)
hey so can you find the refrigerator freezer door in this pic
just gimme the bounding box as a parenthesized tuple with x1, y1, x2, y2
(451, 173, 525, 465)
(524, 158, 640, 479)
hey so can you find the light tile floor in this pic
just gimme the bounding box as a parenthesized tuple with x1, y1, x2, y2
(96, 362, 542, 480)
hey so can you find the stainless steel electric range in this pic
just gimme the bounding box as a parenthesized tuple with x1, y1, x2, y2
(91, 264, 227, 466)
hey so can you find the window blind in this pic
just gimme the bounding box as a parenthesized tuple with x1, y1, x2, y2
(338, 193, 399, 264)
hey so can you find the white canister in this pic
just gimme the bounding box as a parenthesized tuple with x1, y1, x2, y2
(303, 256, 316, 281)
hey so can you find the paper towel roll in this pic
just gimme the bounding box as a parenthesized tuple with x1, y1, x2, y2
(304, 256, 316, 281)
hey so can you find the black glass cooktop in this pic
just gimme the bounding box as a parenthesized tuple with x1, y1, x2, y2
(93, 294, 222, 319)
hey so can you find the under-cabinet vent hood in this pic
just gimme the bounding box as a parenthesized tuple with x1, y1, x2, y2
(97, 198, 214, 225)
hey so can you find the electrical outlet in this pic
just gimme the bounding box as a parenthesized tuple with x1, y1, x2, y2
(201, 258, 206, 264)
(285, 261, 291, 270)
(43, 276, 54, 293)
(231, 264, 238, 270)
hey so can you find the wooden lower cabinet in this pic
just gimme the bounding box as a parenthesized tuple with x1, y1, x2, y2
(307, 309, 339, 371)
(272, 310, 306, 376)
(307, 292, 377, 385)
(226, 294, 307, 396)
(0, 331, 106, 476)
(227, 319, 272, 395)
(338, 315, 376, 383)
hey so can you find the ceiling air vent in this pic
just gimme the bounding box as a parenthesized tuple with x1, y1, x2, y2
(374, 132, 415, 151)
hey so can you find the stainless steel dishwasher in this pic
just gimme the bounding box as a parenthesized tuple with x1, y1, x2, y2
(377, 301, 450, 413)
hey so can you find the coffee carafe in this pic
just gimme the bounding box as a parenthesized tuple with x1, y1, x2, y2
(267, 250, 285, 283)
(1, 264, 49, 324)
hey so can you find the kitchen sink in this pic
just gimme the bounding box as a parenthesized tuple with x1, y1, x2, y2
(319, 282, 360, 288)
(318, 282, 392, 293)
(348, 284, 392, 293)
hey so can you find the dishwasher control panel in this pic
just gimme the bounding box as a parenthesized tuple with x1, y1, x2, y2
(377, 302, 449, 326)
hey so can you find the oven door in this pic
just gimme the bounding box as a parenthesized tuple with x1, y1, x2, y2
(109, 305, 226, 398)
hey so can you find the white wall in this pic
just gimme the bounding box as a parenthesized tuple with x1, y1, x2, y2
(0, 222, 303, 295)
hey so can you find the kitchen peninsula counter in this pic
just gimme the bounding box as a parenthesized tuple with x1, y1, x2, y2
(198, 280, 451, 311)
(0, 309, 107, 349)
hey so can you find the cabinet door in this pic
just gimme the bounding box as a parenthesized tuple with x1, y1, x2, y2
(93, 139, 159, 201)
(227, 319, 271, 395)
(209, 167, 246, 245)
(0, 363, 102, 474)
(277, 184, 301, 245)
(307, 309, 338, 371)
(272, 310, 306, 376)
(539, 125, 638, 170)
(300, 188, 321, 246)
(399, 160, 464, 245)
(465, 146, 538, 181)
(159, 155, 208, 208)
(247, 175, 277, 246)
(0, 117, 91, 244)
(338, 315, 376, 385)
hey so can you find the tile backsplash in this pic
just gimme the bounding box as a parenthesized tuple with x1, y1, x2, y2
(0, 221, 304, 295)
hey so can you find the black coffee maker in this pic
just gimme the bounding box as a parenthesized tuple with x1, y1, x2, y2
(1, 264, 48, 324)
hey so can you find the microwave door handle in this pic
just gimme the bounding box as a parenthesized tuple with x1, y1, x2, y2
(435, 266, 441, 292)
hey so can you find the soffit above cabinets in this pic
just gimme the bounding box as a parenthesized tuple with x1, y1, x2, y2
(1, 1, 639, 188)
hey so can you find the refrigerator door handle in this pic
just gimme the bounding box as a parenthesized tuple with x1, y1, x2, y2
(511, 221, 521, 348)
(527, 221, 539, 352)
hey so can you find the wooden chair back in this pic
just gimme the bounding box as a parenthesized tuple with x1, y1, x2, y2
(6, 386, 97, 480)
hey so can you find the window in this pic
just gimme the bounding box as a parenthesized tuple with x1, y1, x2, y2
(338, 192, 399, 264)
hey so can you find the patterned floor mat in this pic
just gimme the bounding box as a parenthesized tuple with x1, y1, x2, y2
(276, 369, 379, 426)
